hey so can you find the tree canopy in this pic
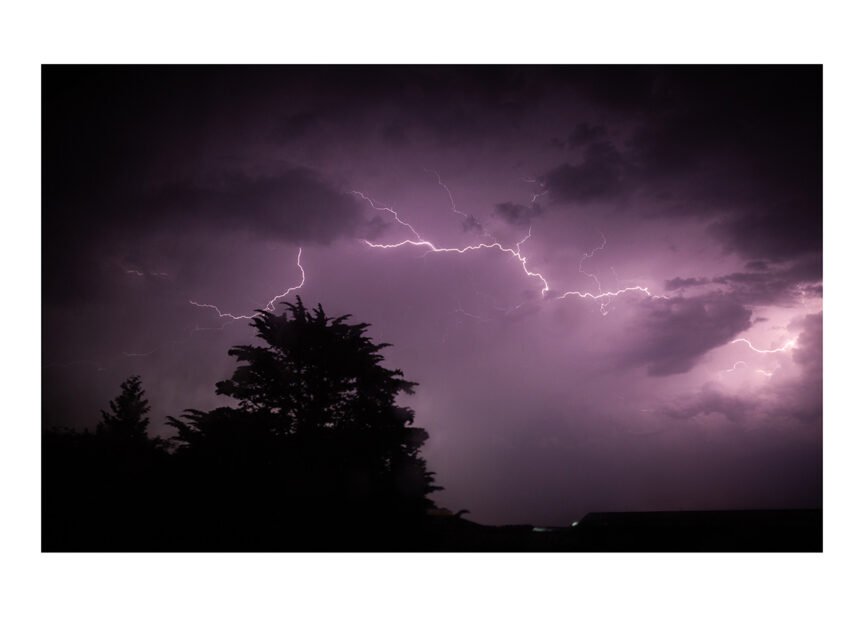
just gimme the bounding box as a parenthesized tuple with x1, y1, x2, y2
(166, 299, 439, 547)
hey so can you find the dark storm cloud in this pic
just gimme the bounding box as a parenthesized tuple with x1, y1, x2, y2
(460, 214, 485, 235)
(273, 111, 322, 143)
(665, 276, 710, 291)
(492, 201, 543, 227)
(567, 122, 607, 148)
(380, 123, 410, 147)
(793, 312, 823, 372)
(268, 66, 545, 148)
(746, 260, 771, 270)
(664, 386, 753, 422)
(542, 141, 629, 205)
(618, 295, 752, 376)
(781, 311, 823, 423)
(663, 311, 823, 425)
(637, 69, 820, 261)
(538, 67, 821, 264)
(565, 66, 661, 110)
(663, 255, 822, 307)
(711, 255, 822, 306)
(42, 165, 367, 306)
(708, 200, 822, 262)
(148, 168, 365, 244)
(628, 68, 820, 184)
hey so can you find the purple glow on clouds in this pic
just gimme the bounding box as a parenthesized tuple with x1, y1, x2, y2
(43, 67, 821, 525)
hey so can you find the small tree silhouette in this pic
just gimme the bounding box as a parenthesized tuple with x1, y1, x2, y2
(44, 375, 166, 550)
(97, 375, 151, 442)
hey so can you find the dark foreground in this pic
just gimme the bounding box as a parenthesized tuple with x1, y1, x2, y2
(42, 305, 822, 553)
(421, 509, 822, 552)
(44, 509, 821, 552)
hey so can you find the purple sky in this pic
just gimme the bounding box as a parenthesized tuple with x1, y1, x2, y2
(43, 66, 822, 525)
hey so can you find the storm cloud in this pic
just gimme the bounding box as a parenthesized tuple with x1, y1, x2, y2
(616, 295, 753, 376)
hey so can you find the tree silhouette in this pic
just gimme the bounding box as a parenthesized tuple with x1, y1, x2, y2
(43, 375, 167, 550)
(167, 298, 439, 549)
(97, 375, 151, 442)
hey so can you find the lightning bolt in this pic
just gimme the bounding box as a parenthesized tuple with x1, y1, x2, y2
(730, 337, 798, 353)
(189, 247, 305, 320)
(453, 300, 492, 323)
(424, 168, 491, 237)
(351, 191, 422, 241)
(359, 181, 665, 309)
(364, 229, 552, 295)
(721, 360, 776, 377)
(122, 349, 159, 358)
(426, 168, 469, 221)
(577, 231, 607, 295)
(556, 234, 664, 305)
(50, 249, 305, 372)
(555, 285, 659, 301)
(722, 336, 795, 379)
(522, 176, 548, 205)
(724, 360, 748, 373)
(120, 263, 171, 279)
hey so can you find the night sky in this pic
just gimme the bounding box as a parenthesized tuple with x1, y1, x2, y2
(42, 66, 822, 526)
